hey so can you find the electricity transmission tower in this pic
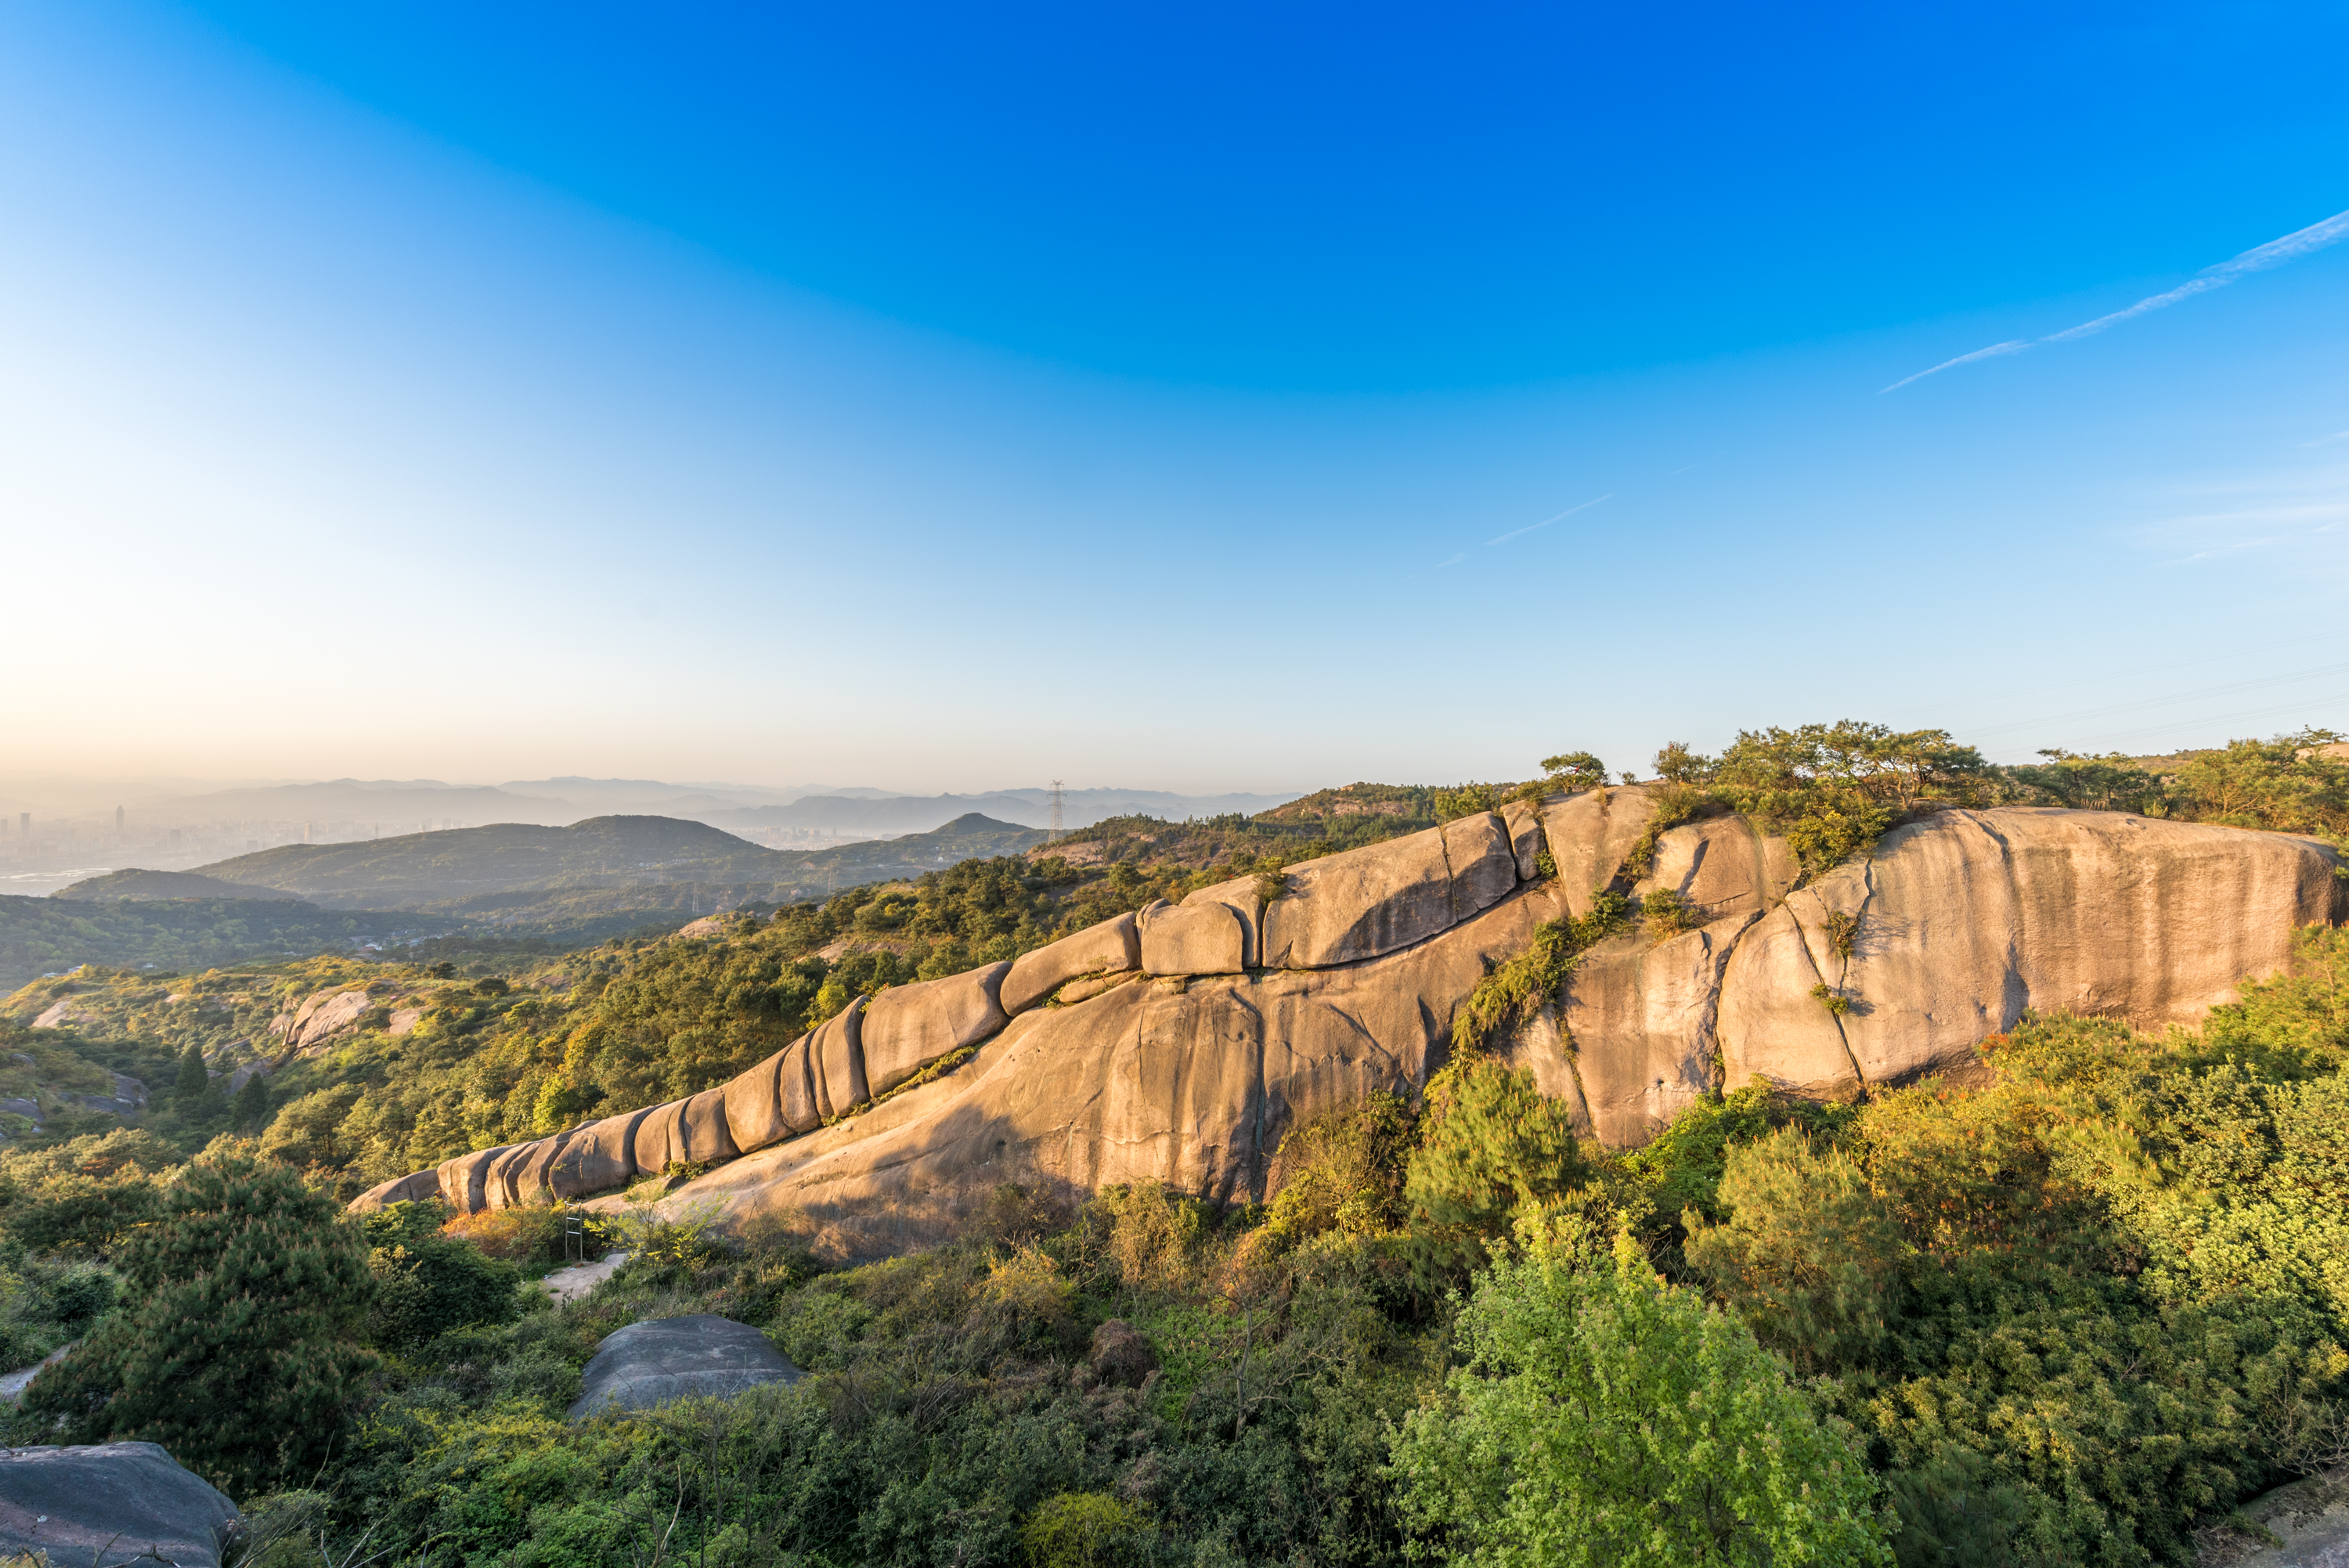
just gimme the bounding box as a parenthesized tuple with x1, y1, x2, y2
(1048, 780, 1065, 845)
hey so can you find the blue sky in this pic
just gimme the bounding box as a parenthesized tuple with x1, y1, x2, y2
(5, 1, 2347, 792)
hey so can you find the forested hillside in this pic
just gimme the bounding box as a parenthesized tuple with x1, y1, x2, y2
(0, 896, 427, 993)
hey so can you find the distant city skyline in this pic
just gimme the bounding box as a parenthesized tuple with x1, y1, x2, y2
(5, 2, 2346, 789)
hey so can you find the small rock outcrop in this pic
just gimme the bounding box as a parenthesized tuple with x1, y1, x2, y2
(566, 1314, 800, 1420)
(0, 1440, 241, 1568)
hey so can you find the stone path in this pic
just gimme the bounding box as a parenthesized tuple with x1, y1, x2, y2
(0, 1343, 74, 1401)
(537, 1252, 630, 1305)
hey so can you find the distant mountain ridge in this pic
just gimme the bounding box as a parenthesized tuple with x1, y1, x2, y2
(99, 777, 1300, 834)
(52, 813, 1048, 924)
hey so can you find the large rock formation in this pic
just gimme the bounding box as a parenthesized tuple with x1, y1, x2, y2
(364, 797, 2344, 1260)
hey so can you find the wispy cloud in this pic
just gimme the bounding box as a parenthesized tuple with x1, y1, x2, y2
(1436, 552, 1466, 568)
(1486, 493, 1613, 546)
(2303, 429, 2349, 448)
(1882, 205, 2349, 393)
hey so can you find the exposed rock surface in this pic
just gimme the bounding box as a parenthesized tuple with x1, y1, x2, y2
(349, 1168, 442, 1212)
(1717, 809, 2344, 1094)
(0, 1440, 240, 1568)
(1138, 899, 1247, 976)
(1542, 786, 1660, 914)
(1499, 798, 1547, 881)
(413, 794, 2344, 1238)
(604, 883, 1571, 1256)
(1549, 914, 1759, 1146)
(538, 1250, 630, 1306)
(280, 987, 374, 1051)
(1258, 813, 1516, 969)
(861, 964, 1011, 1096)
(567, 1314, 800, 1420)
(1001, 914, 1140, 1014)
(2203, 1462, 2348, 1567)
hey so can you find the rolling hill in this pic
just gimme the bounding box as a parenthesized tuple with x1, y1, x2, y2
(56, 813, 1048, 924)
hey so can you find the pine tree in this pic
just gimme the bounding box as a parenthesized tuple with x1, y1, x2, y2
(171, 1041, 210, 1106)
(22, 1155, 377, 1494)
(230, 1069, 271, 1131)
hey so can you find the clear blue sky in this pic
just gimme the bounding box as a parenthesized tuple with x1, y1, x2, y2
(6, 2, 2347, 792)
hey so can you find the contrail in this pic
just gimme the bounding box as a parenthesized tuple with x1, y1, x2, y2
(1486, 493, 1614, 546)
(1882, 204, 2349, 392)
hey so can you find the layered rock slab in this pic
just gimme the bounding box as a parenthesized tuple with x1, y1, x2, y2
(1139, 899, 1247, 976)
(1257, 813, 1518, 969)
(1541, 786, 1659, 914)
(1000, 914, 1139, 1015)
(861, 963, 1011, 1096)
(1718, 808, 2344, 1093)
(612, 881, 1573, 1259)
(1551, 914, 1758, 1144)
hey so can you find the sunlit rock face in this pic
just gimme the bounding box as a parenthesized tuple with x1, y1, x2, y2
(353, 798, 2343, 1257)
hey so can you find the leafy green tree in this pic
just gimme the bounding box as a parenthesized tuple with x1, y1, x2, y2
(23, 1154, 377, 1494)
(1540, 752, 1609, 791)
(1020, 1491, 1153, 1568)
(1683, 1126, 1905, 1374)
(363, 1200, 520, 1350)
(0, 1173, 162, 1256)
(2167, 731, 2349, 838)
(1651, 741, 1716, 784)
(2004, 749, 2169, 814)
(1391, 1231, 1893, 1566)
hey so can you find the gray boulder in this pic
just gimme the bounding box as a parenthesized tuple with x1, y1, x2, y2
(722, 1040, 800, 1153)
(567, 1314, 801, 1420)
(810, 1000, 868, 1120)
(0, 1440, 240, 1568)
(1540, 785, 1659, 914)
(1138, 899, 1247, 976)
(551, 1107, 652, 1198)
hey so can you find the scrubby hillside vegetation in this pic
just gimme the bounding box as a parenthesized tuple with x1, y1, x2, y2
(2, 936, 2344, 1564)
(2, 721, 2346, 1566)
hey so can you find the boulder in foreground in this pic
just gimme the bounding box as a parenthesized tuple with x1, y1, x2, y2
(0, 1440, 240, 1568)
(567, 1314, 801, 1420)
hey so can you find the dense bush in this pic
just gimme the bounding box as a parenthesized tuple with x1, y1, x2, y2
(18, 1155, 379, 1494)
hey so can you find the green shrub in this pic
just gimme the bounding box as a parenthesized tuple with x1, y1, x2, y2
(1405, 1058, 1582, 1272)
(1021, 1491, 1151, 1568)
(368, 1231, 521, 1350)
